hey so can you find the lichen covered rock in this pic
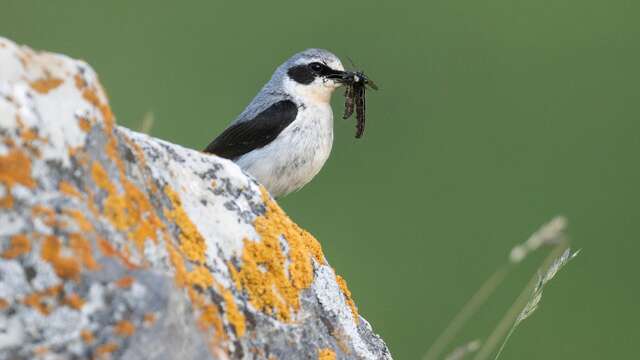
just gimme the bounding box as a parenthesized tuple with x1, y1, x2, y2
(0, 37, 391, 360)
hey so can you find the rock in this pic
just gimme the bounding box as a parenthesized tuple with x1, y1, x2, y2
(0, 37, 391, 360)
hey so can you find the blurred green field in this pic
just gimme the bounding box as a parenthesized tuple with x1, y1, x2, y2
(3, 1, 638, 358)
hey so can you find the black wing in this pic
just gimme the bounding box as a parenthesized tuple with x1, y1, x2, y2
(203, 100, 298, 160)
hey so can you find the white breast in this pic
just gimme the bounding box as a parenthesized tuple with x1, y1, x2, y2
(235, 103, 334, 197)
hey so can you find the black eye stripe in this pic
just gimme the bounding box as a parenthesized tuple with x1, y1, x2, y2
(287, 65, 315, 84)
(309, 62, 334, 76)
(287, 62, 342, 85)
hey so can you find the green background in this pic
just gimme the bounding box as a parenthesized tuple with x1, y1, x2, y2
(3, 1, 638, 359)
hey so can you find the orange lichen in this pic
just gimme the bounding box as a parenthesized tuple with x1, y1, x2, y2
(22, 285, 62, 315)
(105, 137, 124, 173)
(90, 160, 114, 190)
(115, 276, 134, 288)
(121, 136, 160, 194)
(59, 181, 82, 197)
(32, 205, 56, 226)
(91, 160, 162, 252)
(0, 148, 36, 188)
(114, 320, 136, 337)
(78, 117, 92, 132)
(81, 87, 114, 132)
(165, 241, 229, 341)
(100, 103, 115, 132)
(166, 243, 188, 286)
(2, 234, 31, 259)
(41, 235, 81, 281)
(318, 348, 336, 360)
(94, 342, 118, 357)
(30, 77, 63, 94)
(63, 293, 85, 310)
(0, 190, 13, 208)
(163, 186, 207, 263)
(98, 238, 139, 270)
(229, 187, 325, 321)
(0, 298, 9, 310)
(143, 312, 157, 327)
(221, 286, 246, 337)
(64, 209, 93, 232)
(91, 162, 125, 228)
(15, 116, 47, 148)
(335, 275, 359, 324)
(191, 290, 225, 338)
(74, 73, 86, 89)
(69, 233, 100, 270)
(80, 329, 94, 343)
(74, 70, 115, 133)
(122, 179, 162, 248)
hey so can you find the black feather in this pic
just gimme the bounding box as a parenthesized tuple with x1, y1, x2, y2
(203, 100, 298, 160)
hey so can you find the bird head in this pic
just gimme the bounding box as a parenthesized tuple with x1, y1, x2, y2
(280, 49, 349, 104)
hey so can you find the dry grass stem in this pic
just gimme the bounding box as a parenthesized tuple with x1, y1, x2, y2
(444, 339, 482, 360)
(423, 216, 569, 360)
(510, 216, 567, 264)
(139, 111, 155, 134)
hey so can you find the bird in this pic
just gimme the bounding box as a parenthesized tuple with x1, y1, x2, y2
(203, 49, 351, 198)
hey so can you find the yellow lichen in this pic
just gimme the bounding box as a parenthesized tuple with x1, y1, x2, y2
(335, 275, 359, 324)
(30, 77, 63, 94)
(229, 187, 325, 322)
(2, 234, 31, 259)
(91, 161, 115, 192)
(163, 186, 207, 263)
(165, 241, 226, 341)
(163, 213, 241, 342)
(220, 285, 246, 336)
(186, 265, 214, 289)
(318, 348, 336, 360)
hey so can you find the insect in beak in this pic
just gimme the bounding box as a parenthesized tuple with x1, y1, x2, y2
(339, 70, 378, 138)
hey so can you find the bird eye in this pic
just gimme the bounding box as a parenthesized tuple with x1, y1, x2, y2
(309, 62, 324, 72)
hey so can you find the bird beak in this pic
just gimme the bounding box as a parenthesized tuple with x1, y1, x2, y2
(325, 70, 352, 85)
